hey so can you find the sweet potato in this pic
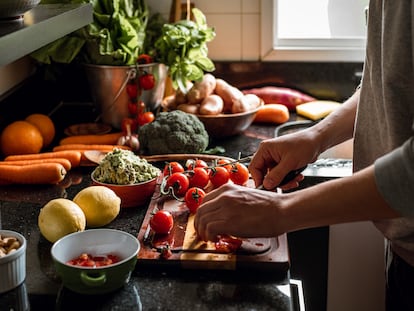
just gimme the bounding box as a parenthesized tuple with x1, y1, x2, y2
(242, 86, 315, 111)
(199, 94, 224, 115)
(187, 73, 217, 104)
(214, 79, 244, 113)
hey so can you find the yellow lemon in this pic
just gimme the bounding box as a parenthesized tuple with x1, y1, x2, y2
(73, 186, 121, 228)
(38, 198, 86, 243)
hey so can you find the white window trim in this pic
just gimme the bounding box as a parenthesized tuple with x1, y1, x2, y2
(260, 0, 367, 62)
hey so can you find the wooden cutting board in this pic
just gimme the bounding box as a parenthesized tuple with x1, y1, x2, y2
(137, 175, 290, 271)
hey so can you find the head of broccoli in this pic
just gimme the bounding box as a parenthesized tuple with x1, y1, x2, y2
(138, 110, 209, 155)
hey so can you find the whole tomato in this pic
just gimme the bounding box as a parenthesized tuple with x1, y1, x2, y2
(163, 161, 185, 176)
(137, 111, 155, 126)
(209, 166, 230, 188)
(188, 167, 210, 189)
(126, 83, 138, 99)
(150, 210, 174, 235)
(185, 187, 206, 214)
(139, 73, 155, 90)
(166, 172, 190, 196)
(137, 54, 153, 64)
(227, 162, 250, 185)
(185, 159, 208, 170)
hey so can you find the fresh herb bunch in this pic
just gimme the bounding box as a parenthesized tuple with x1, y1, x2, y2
(154, 8, 216, 93)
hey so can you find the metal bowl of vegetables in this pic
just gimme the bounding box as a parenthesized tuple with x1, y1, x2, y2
(51, 229, 139, 295)
(90, 149, 160, 208)
(0, 0, 40, 19)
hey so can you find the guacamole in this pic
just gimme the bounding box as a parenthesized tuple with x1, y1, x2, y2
(92, 149, 160, 185)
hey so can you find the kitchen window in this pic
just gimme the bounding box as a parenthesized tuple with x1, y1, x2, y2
(261, 0, 369, 62)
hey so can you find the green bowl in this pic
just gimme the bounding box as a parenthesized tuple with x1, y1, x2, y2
(51, 229, 139, 295)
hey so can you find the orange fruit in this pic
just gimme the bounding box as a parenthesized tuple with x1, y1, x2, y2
(0, 120, 44, 156)
(25, 113, 55, 148)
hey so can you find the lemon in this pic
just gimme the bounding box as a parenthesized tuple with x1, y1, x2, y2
(73, 186, 121, 228)
(38, 198, 86, 243)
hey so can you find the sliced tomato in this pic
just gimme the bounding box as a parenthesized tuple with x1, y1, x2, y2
(185, 187, 206, 213)
(150, 210, 174, 235)
(215, 235, 243, 253)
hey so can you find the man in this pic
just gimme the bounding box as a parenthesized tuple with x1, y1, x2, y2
(194, 1, 414, 309)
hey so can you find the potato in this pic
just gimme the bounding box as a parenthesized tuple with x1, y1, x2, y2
(177, 103, 200, 114)
(199, 94, 224, 115)
(175, 81, 193, 105)
(187, 74, 217, 104)
(232, 94, 262, 113)
(214, 79, 244, 113)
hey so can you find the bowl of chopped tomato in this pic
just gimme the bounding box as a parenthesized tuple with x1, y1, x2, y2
(51, 229, 140, 295)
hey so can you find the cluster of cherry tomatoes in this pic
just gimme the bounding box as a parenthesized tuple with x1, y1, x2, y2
(122, 54, 156, 133)
(149, 158, 250, 236)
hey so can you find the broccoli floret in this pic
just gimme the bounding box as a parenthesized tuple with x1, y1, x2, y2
(138, 110, 209, 155)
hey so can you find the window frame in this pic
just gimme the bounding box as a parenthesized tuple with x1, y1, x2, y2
(260, 0, 367, 62)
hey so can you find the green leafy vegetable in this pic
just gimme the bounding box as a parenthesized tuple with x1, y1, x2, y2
(31, 0, 151, 66)
(154, 8, 216, 93)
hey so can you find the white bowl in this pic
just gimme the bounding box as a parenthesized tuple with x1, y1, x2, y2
(0, 230, 27, 293)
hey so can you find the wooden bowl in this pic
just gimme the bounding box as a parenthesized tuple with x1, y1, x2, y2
(196, 101, 263, 138)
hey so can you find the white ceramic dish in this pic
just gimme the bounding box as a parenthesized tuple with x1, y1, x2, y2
(0, 230, 27, 293)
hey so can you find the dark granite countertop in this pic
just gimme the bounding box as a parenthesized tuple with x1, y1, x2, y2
(0, 123, 301, 311)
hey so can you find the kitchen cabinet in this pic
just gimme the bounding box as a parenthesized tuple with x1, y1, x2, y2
(0, 3, 92, 67)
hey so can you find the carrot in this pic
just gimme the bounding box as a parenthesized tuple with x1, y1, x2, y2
(52, 144, 132, 152)
(0, 163, 67, 185)
(59, 132, 124, 146)
(242, 86, 315, 111)
(253, 104, 290, 124)
(4, 151, 82, 168)
(0, 158, 72, 171)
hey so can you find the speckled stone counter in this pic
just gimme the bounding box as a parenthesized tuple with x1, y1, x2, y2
(0, 124, 299, 311)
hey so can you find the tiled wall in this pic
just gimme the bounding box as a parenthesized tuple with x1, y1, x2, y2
(148, 0, 261, 61)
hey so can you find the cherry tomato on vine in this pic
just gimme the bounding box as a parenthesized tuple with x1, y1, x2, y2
(188, 167, 210, 189)
(163, 161, 185, 176)
(150, 210, 174, 235)
(126, 83, 138, 99)
(166, 172, 189, 196)
(137, 54, 153, 64)
(137, 111, 155, 126)
(209, 166, 230, 188)
(227, 162, 250, 185)
(185, 159, 208, 170)
(139, 73, 155, 90)
(185, 187, 206, 214)
(128, 101, 138, 115)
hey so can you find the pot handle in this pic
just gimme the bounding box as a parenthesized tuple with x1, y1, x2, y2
(80, 271, 107, 287)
